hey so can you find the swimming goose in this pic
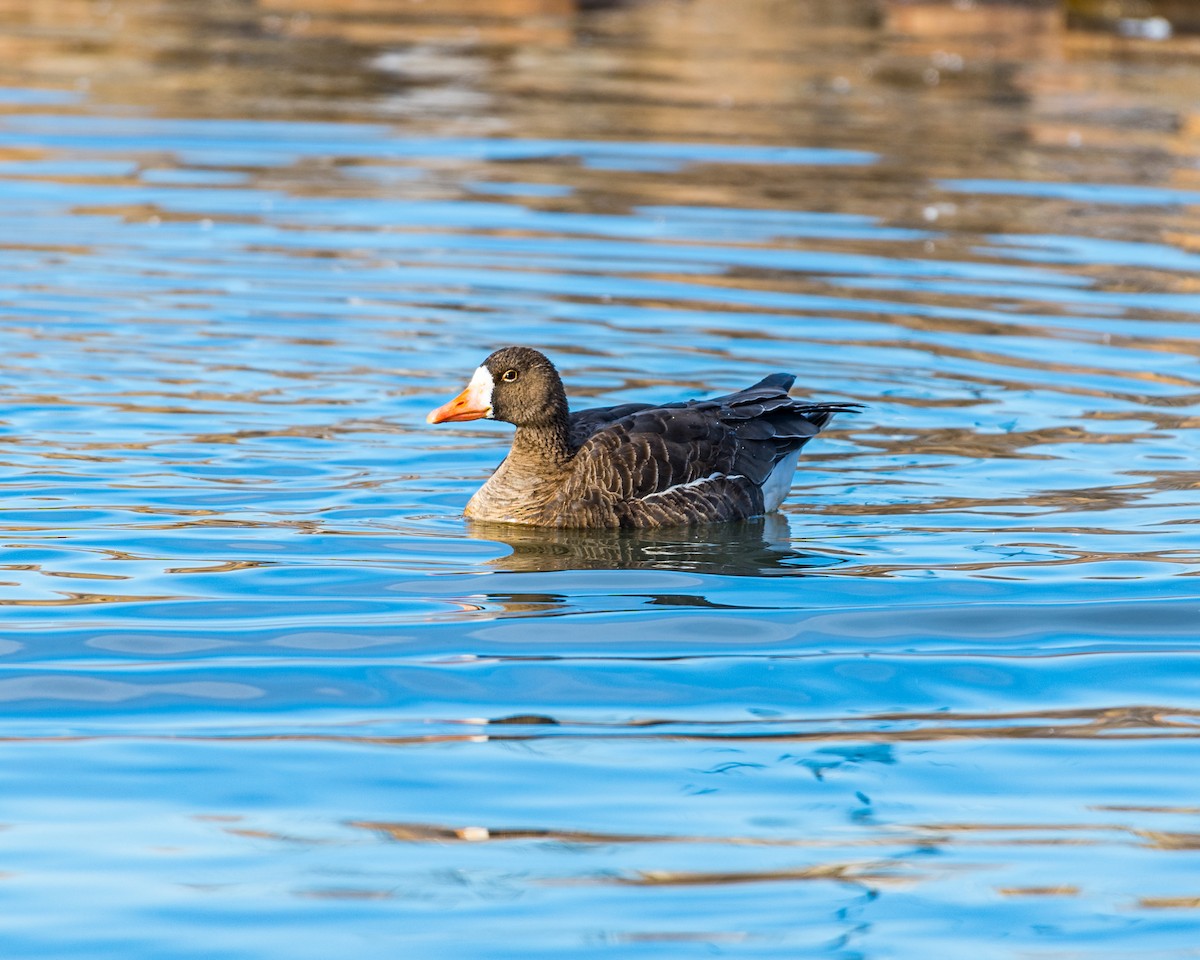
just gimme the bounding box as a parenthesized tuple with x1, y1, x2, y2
(427, 346, 859, 529)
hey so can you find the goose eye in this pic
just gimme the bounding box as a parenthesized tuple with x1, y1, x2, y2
(501, 369, 519, 383)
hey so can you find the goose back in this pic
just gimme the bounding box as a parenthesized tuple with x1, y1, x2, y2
(547, 375, 858, 528)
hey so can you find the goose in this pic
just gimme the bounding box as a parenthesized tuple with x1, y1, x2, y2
(426, 346, 859, 529)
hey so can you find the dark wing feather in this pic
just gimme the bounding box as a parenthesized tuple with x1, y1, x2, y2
(553, 376, 861, 527)
(566, 407, 737, 501)
(568, 402, 655, 446)
(705, 372, 796, 407)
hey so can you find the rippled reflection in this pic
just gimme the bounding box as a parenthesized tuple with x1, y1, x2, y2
(469, 514, 840, 577)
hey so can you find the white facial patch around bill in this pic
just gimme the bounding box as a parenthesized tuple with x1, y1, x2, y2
(465, 365, 495, 418)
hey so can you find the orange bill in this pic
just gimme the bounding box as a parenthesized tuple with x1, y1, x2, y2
(426, 367, 494, 424)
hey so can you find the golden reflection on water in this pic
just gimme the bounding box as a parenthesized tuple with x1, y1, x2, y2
(342, 816, 1200, 853)
(611, 863, 912, 888)
(0, 0, 1192, 178)
(998, 885, 1081, 896)
(4, 703, 1191, 746)
(1140, 896, 1200, 909)
(0, 591, 180, 606)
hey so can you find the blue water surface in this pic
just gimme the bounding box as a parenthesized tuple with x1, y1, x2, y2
(0, 1, 1197, 957)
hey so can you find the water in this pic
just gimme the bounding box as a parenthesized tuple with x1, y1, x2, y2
(0, 0, 1198, 955)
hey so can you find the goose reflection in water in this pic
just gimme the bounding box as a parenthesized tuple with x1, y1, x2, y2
(467, 513, 846, 578)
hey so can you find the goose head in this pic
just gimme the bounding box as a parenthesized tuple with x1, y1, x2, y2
(427, 346, 567, 428)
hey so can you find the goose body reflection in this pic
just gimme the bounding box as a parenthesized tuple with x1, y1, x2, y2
(428, 346, 859, 529)
(469, 513, 844, 578)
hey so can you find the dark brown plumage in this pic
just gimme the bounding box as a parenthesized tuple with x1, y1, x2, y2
(426, 346, 859, 529)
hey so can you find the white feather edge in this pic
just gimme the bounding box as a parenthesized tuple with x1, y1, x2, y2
(640, 471, 747, 502)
